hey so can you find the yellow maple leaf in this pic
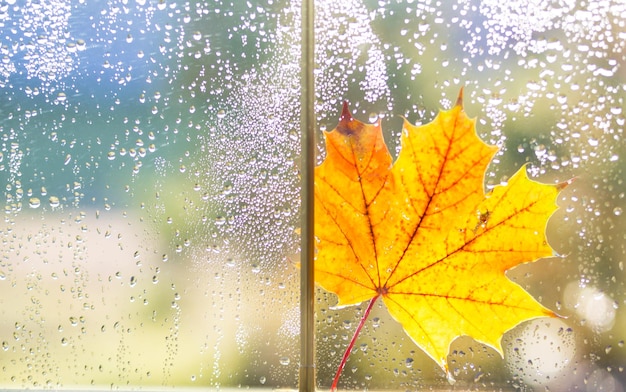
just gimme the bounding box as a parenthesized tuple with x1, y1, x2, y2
(314, 91, 565, 388)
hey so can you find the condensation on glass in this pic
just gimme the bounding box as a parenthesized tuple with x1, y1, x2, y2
(0, 0, 624, 391)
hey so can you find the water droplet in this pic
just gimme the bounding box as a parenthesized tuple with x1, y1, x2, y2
(217, 109, 226, 119)
(614, 207, 622, 216)
(279, 356, 290, 365)
(48, 196, 60, 208)
(259, 376, 266, 384)
(28, 197, 41, 208)
(405, 357, 414, 368)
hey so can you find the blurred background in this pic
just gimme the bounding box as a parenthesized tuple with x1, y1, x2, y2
(0, 0, 624, 390)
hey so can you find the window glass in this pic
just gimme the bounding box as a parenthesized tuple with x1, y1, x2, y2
(314, 1, 625, 391)
(0, 1, 624, 391)
(1, 0, 300, 389)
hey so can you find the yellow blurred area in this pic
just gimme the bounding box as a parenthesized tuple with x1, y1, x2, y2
(0, 211, 299, 388)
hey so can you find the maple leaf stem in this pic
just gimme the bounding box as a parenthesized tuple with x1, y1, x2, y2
(330, 294, 380, 392)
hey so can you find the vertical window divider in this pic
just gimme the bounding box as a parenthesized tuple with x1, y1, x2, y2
(300, 0, 316, 390)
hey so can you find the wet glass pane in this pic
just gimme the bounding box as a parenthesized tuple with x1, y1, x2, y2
(314, 1, 625, 391)
(1, 0, 625, 391)
(1, 1, 301, 389)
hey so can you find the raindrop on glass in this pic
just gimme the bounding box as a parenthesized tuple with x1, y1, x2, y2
(28, 198, 41, 208)
(49, 196, 60, 207)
